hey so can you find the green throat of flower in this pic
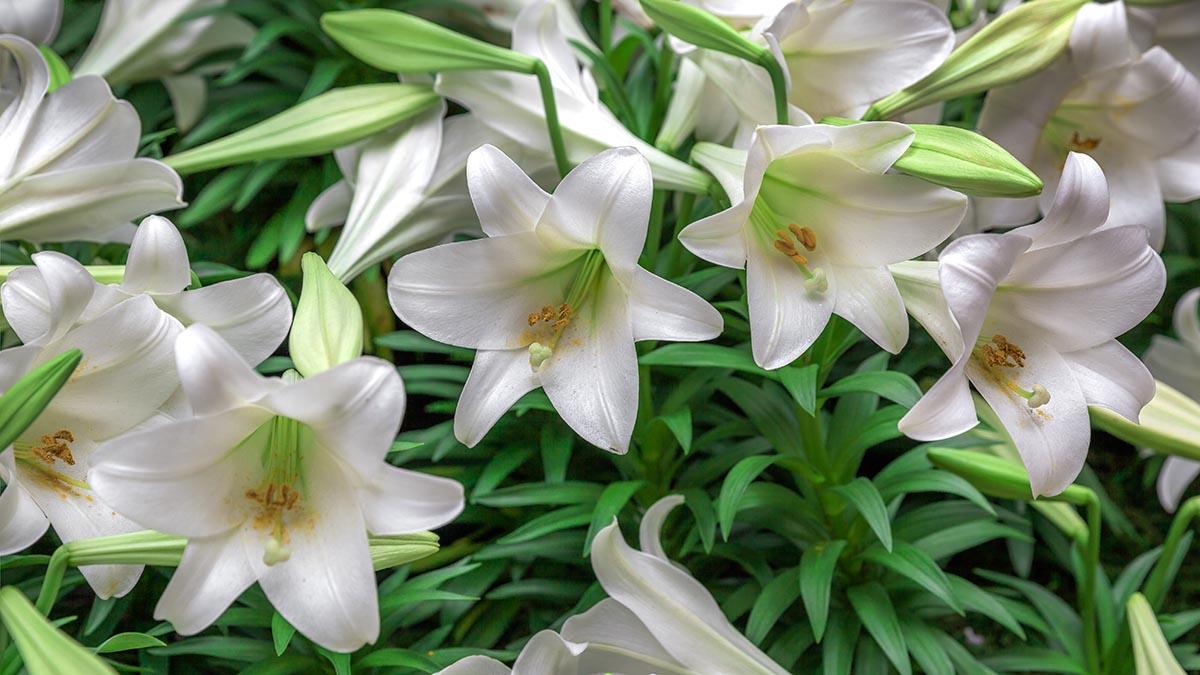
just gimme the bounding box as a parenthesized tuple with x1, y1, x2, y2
(247, 415, 306, 566)
(749, 199, 828, 293)
(12, 430, 90, 494)
(972, 334, 1051, 409)
(525, 249, 606, 371)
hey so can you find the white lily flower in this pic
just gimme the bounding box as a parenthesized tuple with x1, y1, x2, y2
(1132, 3, 1200, 79)
(0, 0, 60, 44)
(0, 252, 183, 597)
(2, 216, 291, 368)
(1144, 288, 1200, 512)
(389, 146, 722, 453)
(0, 36, 183, 243)
(306, 103, 553, 282)
(435, 0, 709, 193)
(894, 153, 1165, 496)
(975, 0, 1200, 248)
(437, 631, 588, 674)
(88, 325, 465, 652)
(679, 122, 966, 370)
(73, 0, 256, 131)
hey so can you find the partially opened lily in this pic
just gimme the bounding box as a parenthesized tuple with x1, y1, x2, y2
(2, 216, 291, 368)
(88, 325, 465, 652)
(1143, 288, 1200, 512)
(0, 252, 182, 597)
(0, 36, 183, 242)
(306, 103, 552, 282)
(390, 145, 722, 453)
(73, 0, 255, 131)
(679, 122, 966, 370)
(976, 0, 1200, 248)
(895, 153, 1165, 496)
(436, 0, 709, 193)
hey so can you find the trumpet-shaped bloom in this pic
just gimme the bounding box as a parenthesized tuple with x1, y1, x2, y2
(0, 252, 183, 597)
(2, 216, 291, 368)
(1134, 3, 1200, 79)
(390, 146, 722, 453)
(73, 0, 255, 130)
(436, 0, 709, 193)
(306, 103, 552, 282)
(1144, 288, 1200, 512)
(88, 325, 465, 652)
(680, 123, 966, 370)
(0, 0, 60, 44)
(435, 496, 787, 674)
(976, 1, 1200, 248)
(0, 36, 183, 243)
(895, 153, 1165, 496)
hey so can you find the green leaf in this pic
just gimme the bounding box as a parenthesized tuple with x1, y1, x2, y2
(498, 504, 593, 545)
(875, 470, 995, 516)
(822, 612, 860, 675)
(271, 613, 296, 656)
(683, 488, 717, 554)
(859, 541, 962, 614)
(472, 482, 603, 508)
(718, 455, 779, 540)
(94, 632, 166, 654)
(0, 587, 117, 674)
(846, 582, 911, 675)
(832, 478, 893, 552)
(778, 364, 819, 415)
(289, 252, 364, 376)
(947, 575, 1026, 639)
(540, 423, 574, 483)
(472, 447, 535, 498)
(900, 621, 954, 675)
(976, 569, 1083, 659)
(657, 406, 693, 454)
(982, 647, 1087, 674)
(357, 648, 441, 672)
(819, 371, 923, 408)
(746, 567, 802, 644)
(583, 481, 645, 556)
(0, 348, 81, 450)
(915, 521, 1033, 560)
(639, 343, 765, 375)
(800, 540, 848, 642)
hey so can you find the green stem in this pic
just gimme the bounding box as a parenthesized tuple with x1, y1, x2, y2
(533, 60, 572, 178)
(755, 51, 789, 125)
(641, 190, 668, 268)
(1143, 496, 1200, 610)
(1080, 493, 1101, 675)
(650, 44, 675, 139)
(33, 547, 68, 616)
(599, 0, 612, 54)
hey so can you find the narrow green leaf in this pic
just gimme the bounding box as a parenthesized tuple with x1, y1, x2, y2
(900, 621, 954, 675)
(832, 478, 893, 552)
(0, 587, 117, 674)
(947, 575, 1026, 639)
(639, 342, 765, 375)
(473, 482, 603, 508)
(801, 540, 848, 642)
(746, 567, 802, 644)
(819, 371, 923, 408)
(583, 481, 645, 556)
(846, 582, 911, 675)
(779, 364, 819, 415)
(270, 612, 296, 656)
(94, 632, 166, 654)
(875, 470, 995, 516)
(683, 488, 717, 554)
(658, 406, 693, 454)
(0, 349, 81, 450)
(822, 611, 860, 675)
(718, 456, 779, 540)
(859, 541, 962, 614)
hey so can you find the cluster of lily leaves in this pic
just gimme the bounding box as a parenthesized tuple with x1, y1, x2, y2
(2, 0, 1200, 673)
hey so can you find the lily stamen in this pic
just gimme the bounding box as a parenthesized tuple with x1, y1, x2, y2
(972, 335, 1051, 409)
(1067, 131, 1101, 152)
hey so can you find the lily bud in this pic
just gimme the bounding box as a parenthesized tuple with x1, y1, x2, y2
(1127, 593, 1187, 675)
(639, 0, 771, 66)
(927, 447, 1093, 507)
(0, 587, 118, 675)
(865, 0, 1089, 120)
(321, 9, 538, 75)
(0, 349, 81, 451)
(289, 253, 365, 378)
(164, 84, 441, 174)
(1090, 381, 1200, 462)
(369, 533, 441, 570)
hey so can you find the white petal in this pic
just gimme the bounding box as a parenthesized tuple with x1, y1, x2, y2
(1063, 340, 1155, 422)
(468, 144, 551, 237)
(0, 0, 62, 44)
(589, 520, 789, 675)
(0, 453, 49, 555)
(1012, 152, 1109, 250)
(158, 274, 293, 367)
(175, 324, 273, 417)
(832, 266, 909, 354)
(0, 344, 41, 391)
(1156, 130, 1200, 203)
(1069, 1, 1138, 76)
(162, 74, 207, 133)
(1143, 336, 1200, 400)
(639, 495, 685, 561)
(690, 142, 748, 203)
(538, 147, 652, 270)
(259, 449, 379, 653)
(388, 232, 576, 350)
(88, 407, 271, 538)
(678, 201, 751, 270)
(746, 238, 835, 370)
(264, 357, 404, 477)
(562, 599, 690, 675)
(454, 349, 539, 448)
(967, 330, 1091, 497)
(540, 273, 638, 453)
(1090, 146, 1166, 250)
(511, 631, 586, 674)
(625, 268, 722, 343)
(937, 232, 1032, 355)
(15, 76, 138, 176)
(436, 656, 511, 675)
(1158, 456, 1200, 513)
(122, 215, 191, 295)
(357, 463, 464, 535)
(0, 36, 49, 179)
(1173, 288, 1200, 352)
(898, 362, 978, 441)
(814, 121, 916, 174)
(155, 529, 262, 635)
(306, 181, 352, 232)
(1, 250, 97, 343)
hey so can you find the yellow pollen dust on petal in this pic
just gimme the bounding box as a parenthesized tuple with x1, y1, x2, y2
(972, 334, 1051, 410)
(13, 429, 89, 495)
(1067, 131, 1101, 153)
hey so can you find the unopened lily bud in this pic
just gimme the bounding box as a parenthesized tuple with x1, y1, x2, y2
(0, 587, 118, 675)
(321, 10, 538, 75)
(865, 0, 1089, 120)
(928, 446, 1092, 505)
(289, 253, 365, 378)
(369, 532, 440, 570)
(1090, 381, 1200, 462)
(165, 84, 440, 174)
(1128, 593, 1187, 675)
(0, 349, 81, 451)
(639, 0, 771, 66)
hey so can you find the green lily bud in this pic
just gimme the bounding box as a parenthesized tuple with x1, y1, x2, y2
(164, 84, 440, 174)
(0, 265, 123, 286)
(369, 533, 441, 570)
(0, 586, 117, 675)
(289, 252, 365, 378)
(0, 349, 81, 451)
(639, 0, 769, 66)
(822, 117, 1042, 197)
(865, 0, 1089, 120)
(927, 447, 1092, 507)
(321, 9, 538, 75)
(1127, 593, 1187, 675)
(37, 46, 71, 93)
(1090, 381, 1200, 462)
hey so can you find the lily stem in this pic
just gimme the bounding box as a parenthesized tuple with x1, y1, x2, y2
(599, 0, 612, 54)
(33, 546, 69, 615)
(755, 51, 789, 125)
(532, 60, 572, 178)
(1079, 492, 1100, 675)
(1143, 495, 1200, 609)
